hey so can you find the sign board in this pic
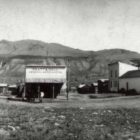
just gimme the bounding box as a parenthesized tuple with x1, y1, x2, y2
(25, 66, 67, 83)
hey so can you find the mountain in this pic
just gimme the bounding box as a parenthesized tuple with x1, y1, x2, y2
(0, 39, 140, 85)
(0, 39, 90, 57)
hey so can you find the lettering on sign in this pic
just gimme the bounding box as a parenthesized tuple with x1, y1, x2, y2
(25, 66, 67, 83)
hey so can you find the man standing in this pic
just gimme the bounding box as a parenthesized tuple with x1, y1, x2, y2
(40, 91, 44, 102)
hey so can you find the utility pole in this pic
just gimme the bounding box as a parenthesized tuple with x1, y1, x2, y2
(66, 57, 70, 100)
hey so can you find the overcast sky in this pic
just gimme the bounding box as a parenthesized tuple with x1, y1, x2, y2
(0, 0, 140, 52)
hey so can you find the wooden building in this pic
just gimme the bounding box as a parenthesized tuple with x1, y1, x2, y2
(108, 61, 138, 92)
(119, 70, 140, 93)
(24, 65, 67, 99)
(97, 79, 109, 93)
(0, 83, 8, 95)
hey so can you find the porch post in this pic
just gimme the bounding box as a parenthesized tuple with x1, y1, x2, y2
(52, 84, 55, 99)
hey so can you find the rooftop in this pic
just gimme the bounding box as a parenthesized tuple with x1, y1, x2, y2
(120, 70, 140, 79)
(26, 65, 66, 68)
(108, 60, 137, 66)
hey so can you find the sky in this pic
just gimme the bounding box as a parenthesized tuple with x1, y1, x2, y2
(0, 0, 140, 52)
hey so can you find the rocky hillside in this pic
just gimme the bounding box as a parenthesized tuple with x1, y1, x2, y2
(0, 39, 140, 85)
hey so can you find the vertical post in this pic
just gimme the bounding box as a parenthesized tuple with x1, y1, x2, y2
(24, 66, 26, 100)
(66, 58, 70, 100)
(38, 85, 40, 101)
(22, 83, 26, 100)
(52, 84, 55, 99)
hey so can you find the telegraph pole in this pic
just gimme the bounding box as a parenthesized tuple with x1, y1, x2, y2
(66, 57, 70, 100)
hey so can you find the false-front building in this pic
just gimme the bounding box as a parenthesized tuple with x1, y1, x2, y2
(24, 65, 67, 98)
(108, 61, 137, 92)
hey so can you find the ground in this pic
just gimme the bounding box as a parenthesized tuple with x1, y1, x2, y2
(0, 93, 140, 140)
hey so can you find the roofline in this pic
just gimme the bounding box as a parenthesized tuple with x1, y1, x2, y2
(25, 65, 67, 68)
(108, 60, 137, 66)
(119, 70, 140, 79)
(120, 76, 140, 79)
(108, 61, 119, 65)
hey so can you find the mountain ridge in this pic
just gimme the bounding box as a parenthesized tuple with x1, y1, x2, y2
(0, 39, 139, 85)
(0, 39, 90, 57)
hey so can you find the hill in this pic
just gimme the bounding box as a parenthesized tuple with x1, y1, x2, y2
(0, 39, 89, 57)
(0, 39, 140, 85)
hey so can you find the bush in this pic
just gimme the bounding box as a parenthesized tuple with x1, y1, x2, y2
(119, 88, 126, 93)
(125, 89, 138, 96)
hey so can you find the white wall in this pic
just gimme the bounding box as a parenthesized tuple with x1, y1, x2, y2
(119, 78, 140, 93)
(119, 62, 137, 76)
(108, 61, 138, 92)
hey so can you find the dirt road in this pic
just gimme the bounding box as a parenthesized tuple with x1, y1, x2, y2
(1, 93, 140, 109)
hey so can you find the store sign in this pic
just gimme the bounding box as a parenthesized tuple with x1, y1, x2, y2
(25, 66, 67, 83)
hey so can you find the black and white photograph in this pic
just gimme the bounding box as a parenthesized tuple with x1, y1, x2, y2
(0, 0, 140, 139)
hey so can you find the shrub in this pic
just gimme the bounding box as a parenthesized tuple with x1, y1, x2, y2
(125, 89, 138, 96)
(119, 88, 126, 93)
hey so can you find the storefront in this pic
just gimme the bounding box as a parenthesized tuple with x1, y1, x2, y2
(24, 65, 67, 99)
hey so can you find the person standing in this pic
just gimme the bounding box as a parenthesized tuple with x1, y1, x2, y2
(40, 91, 44, 103)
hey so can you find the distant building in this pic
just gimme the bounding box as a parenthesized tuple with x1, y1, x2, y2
(97, 79, 109, 93)
(119, 70, 140, 93)
(108, 61, 138, 92)
(8, 84, 18, 95)
(0, 83, 8, 94)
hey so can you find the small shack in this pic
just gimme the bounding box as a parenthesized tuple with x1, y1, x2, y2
(92, 83, 98, 93)
(24, 65, 67, 99)
(0, 83, 8, 95)
(8, 84, 18, 95)
(98, 79, 109, 93)
(77, 83, 96, 94)
(77, 84, 89, 94)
